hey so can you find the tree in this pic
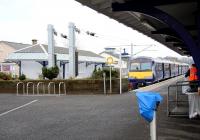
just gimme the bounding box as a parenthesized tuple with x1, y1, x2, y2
(42, 66, 59, 80)
(19, 74, 26, 80)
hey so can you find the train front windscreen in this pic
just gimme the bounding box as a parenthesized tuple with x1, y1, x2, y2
(129, 62, 153, 79)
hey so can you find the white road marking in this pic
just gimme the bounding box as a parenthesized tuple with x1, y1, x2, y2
(0, 100, 38, 117)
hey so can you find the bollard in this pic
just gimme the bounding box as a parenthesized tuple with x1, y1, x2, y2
(37, 82, 45, 94)
(150, 111, 157, 140)
(48, 82, 56, 94)
(59, 82, 66, 96)
(103, 73, 106, 95)
(27, 82, 34, 95)
(17, 82, 25, 95)
(135, 92, 162, 140)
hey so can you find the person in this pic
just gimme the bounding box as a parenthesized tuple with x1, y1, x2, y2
(185, 64, 198, 92)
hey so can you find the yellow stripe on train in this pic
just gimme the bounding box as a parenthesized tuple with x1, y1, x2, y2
(128, 71, 153, 79)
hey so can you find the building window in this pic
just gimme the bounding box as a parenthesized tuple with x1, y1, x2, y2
(2, 65, 10, 71)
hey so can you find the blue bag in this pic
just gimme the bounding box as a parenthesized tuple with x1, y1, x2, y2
(136, 91, 163, 122)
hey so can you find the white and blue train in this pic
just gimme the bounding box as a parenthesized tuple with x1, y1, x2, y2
(128, 57, 189, 88)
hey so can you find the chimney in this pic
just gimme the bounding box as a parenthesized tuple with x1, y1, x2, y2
(32, 39, 38, 45)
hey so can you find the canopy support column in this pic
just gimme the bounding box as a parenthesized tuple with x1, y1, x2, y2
(63, 63, 65, 79)
(112, 2, 200, 84)
(18, 61, 21, 76)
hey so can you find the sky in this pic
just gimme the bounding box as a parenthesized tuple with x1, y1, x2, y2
(0, 0, 182, 58)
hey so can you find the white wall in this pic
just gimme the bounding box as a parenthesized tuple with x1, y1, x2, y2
(21, 61, 43, 79)
(64, 62, 100, 79)
(21, 61, 101, 79)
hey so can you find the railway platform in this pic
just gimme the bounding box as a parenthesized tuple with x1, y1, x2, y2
(134, 76, 200, 140)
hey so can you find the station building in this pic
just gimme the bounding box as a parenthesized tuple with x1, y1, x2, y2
(0, 41, 30, 76)
(5, 41, 105, 79)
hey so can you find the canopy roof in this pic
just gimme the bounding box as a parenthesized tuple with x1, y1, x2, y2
(75, 0, 198, 56)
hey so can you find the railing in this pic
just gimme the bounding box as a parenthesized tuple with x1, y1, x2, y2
(59, 82, 66, 96)
(17, 81, 68, 96)
(16, 82, 25, 95)
(37, 82, 45, 94)
(167, 81, 198, 117)
(27, 82, 34, 95)
(48, 82, 55, 94)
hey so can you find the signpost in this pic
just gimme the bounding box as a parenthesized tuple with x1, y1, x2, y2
(119, 48, 122, 94)
(103, 72, 106, 95)
(107, 57, 113, 94)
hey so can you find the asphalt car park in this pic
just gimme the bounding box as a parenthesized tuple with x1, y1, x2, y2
(0, 77, 199, 140)
(0, 94, 149, 140)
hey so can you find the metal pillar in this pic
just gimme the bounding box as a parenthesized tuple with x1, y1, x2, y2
(18, 61, 21, 76)
(119, 48, 122, 94)
(128, 43, 133, 72)
(94, 63, 97, 70)
(103, 72, 106, 95)
(68, 22, 76, 78)
(47, 24, 55, 68)
(42, 61, 46, 67)
(63, 63, 65, 79)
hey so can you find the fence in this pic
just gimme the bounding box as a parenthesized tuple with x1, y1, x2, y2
(167, 80, 198, 117)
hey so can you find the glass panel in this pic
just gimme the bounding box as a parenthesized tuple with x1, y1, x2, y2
(164, 64, 169, 70)
(141, 63, 151, 70)
(156, 63, 162, 71)
(130, 63, 140, 71)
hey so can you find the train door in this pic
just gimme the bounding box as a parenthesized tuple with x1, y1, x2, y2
(169, 64, 172, 77)
(178, 65, 180, 75)
(164, 63, 170, 78)
(155, 63, 163, 81)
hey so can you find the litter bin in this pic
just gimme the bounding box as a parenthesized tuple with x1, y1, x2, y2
(136, 91, 163, 140)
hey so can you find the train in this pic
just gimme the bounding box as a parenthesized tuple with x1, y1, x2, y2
(128, 57, 189, 89)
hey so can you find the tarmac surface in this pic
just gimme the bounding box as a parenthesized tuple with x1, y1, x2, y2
(0, 77, 200, 140)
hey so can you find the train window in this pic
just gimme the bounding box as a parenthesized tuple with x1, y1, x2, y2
(164, 64, 169, 68)
(141, 63, 151, 70)
(156, 63, 162, 71)
(130, 63, 140, 71)
(164, 64, 170, 70)
(2, 65, 10, 71)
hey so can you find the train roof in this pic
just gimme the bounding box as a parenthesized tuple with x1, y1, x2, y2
(131, 56, 189, 65)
